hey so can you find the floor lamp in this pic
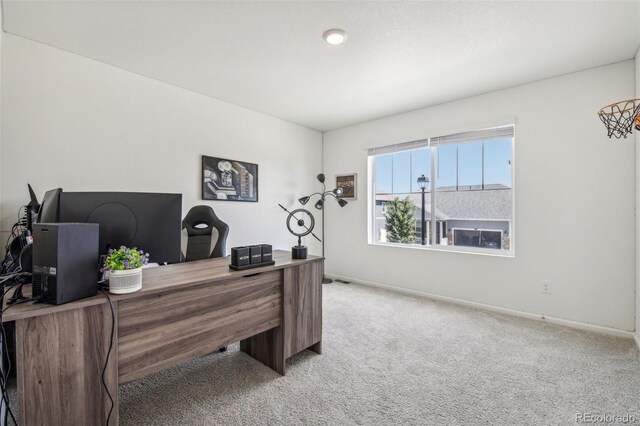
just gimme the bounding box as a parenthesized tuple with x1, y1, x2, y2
(298, 173, 348, 284)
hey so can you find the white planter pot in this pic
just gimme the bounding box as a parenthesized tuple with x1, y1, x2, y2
(108, 267, 142, 294)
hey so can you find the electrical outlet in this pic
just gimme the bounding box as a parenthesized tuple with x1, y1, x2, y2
(541, 280, 552, 295)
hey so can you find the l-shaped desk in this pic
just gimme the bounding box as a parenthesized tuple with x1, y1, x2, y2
(2, 250, 323, 426)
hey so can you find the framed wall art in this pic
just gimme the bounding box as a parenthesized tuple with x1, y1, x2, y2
(202, 155, 258, 202)
(336, 173, 357, 200)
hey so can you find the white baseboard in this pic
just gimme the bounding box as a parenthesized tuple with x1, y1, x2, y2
(326, 273, 635, 340)
(634, 333, 640, 352)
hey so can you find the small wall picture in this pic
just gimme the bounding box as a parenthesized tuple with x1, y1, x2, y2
(336, 174, 357, 200)
(202, 155, 258, 202)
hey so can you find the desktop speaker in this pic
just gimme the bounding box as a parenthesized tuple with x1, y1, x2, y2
(32, 223, 99, 305)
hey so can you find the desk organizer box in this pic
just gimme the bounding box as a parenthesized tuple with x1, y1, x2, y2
(230, 244, 273, 270)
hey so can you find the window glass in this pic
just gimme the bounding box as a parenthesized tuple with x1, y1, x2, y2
(480, 230, 502, 249)
(436, 145, 457, 190)
(375, 154, 392, 194)
(484, 138, 512, 188)
(457, 142, 483, 190)
(410, 148, 431, 193)
(392, 152, 411, 194)
(454, 229, 481, 247)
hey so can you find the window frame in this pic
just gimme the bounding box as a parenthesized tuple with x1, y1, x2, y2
(367, 125, 516, 258)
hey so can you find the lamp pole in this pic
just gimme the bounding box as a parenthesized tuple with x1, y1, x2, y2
(417, 174, 429, 245)
(321, 196, 326, 259)
(297, 173, 348, 284)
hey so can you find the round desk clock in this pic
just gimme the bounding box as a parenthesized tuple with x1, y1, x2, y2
(278, 204, 321, 259)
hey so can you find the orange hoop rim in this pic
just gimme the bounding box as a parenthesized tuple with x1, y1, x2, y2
(598, 98, 640, 116)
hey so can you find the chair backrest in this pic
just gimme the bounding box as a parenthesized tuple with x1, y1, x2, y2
(182, 206, 229, 261)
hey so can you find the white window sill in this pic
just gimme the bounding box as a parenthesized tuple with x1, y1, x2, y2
(368, 241, 515, 258)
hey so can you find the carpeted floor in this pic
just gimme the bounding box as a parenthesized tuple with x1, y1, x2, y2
(118, 283, 640, 425)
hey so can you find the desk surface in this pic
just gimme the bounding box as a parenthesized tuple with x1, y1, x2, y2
(3, 249, 322, 322)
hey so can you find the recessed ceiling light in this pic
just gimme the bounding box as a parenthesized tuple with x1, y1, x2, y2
(323, 29, 348, 45)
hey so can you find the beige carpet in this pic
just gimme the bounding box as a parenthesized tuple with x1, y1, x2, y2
(119, 283, 640, 425)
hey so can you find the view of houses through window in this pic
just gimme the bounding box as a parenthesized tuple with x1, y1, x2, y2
(370, 126, 514, 254)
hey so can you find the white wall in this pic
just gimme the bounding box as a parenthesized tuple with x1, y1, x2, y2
(636, 46, 640, 345)
(324, 61, 636, 331)
(1, 35, 323, 254)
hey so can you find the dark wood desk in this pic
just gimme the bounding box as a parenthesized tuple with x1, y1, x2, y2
(3, 250, 323, 426)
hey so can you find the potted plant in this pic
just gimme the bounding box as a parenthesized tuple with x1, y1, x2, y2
(102, 246, 149, 294)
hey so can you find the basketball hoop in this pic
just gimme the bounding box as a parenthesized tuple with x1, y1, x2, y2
(597, 98, 640, 139)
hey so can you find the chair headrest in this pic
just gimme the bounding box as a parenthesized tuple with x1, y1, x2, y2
(182, 206, 225, 236)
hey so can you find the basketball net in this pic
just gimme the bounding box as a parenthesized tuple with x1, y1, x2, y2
(598, 99, 640, 139)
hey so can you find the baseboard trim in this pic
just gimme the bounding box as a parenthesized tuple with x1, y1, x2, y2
(634, 333, 640, 352)
(326, 273, 635, 340)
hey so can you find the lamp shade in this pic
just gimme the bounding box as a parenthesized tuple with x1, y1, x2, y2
(417, 174, 429, 190)
(333, 187, 344, 196)
(314, 199, 324, 210)
(338, 199, 348, 208)
(317, 173, 326, 184)
(298, 196, 310, 205)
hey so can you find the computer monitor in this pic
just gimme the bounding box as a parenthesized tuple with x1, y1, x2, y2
(58, 192, 182, 263)
(37, 188, 62, 223)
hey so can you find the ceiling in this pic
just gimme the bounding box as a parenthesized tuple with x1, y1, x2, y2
(3, 1, 640, 131)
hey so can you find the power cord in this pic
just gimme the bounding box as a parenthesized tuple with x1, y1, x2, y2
(6, 275, 31, 306)
(100, 288, 115, 426)
(0, 281, 21, 426)
(1, 205, 30, 275)
(0, 272, 36, 425)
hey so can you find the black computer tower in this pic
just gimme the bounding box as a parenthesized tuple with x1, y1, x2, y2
(32, 223, 99, 305)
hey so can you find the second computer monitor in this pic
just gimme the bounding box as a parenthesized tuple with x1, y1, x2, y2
(59, 192, 182, 264)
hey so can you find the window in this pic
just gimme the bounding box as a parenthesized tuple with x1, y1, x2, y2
(453, 229, 503, 249)
(369, 125, 514, 255)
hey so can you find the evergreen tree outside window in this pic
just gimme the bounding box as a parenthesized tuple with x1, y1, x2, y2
(384, 197, 417, 244)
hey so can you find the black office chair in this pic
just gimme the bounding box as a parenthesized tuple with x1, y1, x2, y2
(182, 205, 230, 352)
(182, 205, 229, 261)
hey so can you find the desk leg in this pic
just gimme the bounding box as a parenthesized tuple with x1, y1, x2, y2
(15, 303, 118, 426)
(240, 326, 285, 375)
(282, 262, 322, 358)
(309, 341, 322, 355)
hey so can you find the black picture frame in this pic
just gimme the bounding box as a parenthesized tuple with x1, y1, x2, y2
(202, 155, 259, 202)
